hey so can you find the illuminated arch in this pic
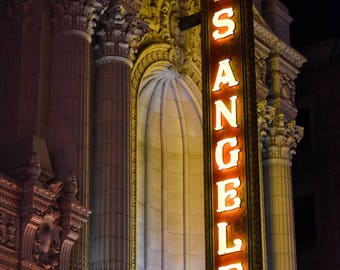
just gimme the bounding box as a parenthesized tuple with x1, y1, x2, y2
(132, 48, 205, 269)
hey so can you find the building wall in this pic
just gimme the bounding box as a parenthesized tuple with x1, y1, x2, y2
(0, 0, 306, 269)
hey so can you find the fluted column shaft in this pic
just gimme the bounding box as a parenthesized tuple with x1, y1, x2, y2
(48, 32, 90, 199)
(91, 59, 131, 269)
(263, 154, 296, 270)
(48, 1, 107, 268)
(90, 4, 145, 269)
(261, 113, 303, 270)
(48, 30, 91, 269)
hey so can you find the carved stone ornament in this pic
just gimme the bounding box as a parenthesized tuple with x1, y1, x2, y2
(0, 212, 17, 250)
(27, 152, 42, 184)
(0, 0, 35, 33)
(50, 0, 109, 37)
(63, 172, 78, 201)
(262, 113, 304, 161)
(257, 100, 275, 148)
(138, 0, 201, 73)
(33, 215, 62, 270)
(94, 4, 148, 62)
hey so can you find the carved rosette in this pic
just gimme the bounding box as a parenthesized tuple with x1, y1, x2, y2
(261, 113, 304, 162)
(50, 0, 109, 40)
(94, 4, 148, 63)
(0, 0, 35, 33)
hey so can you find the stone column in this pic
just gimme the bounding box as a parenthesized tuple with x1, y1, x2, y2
(257, 100, 276, 270)
(0, 0, 35, 171)
(90, 4, 145, 269)
(262, 114, 303, 270)
(48, 1, 107, 269)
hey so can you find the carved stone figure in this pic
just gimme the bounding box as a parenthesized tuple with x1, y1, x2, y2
(64, 172, 78, 200)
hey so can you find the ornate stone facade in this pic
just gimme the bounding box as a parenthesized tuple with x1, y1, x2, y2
(0, 0, 305, 269)
(0, 153, 89, 270)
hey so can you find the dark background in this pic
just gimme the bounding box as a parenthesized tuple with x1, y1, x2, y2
(280, 0, 339, 48)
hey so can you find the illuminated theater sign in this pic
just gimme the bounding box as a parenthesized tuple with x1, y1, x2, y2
(202, 0, 262, 269)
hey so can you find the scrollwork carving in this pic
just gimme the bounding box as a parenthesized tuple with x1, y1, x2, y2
(33, 216, 62, 270)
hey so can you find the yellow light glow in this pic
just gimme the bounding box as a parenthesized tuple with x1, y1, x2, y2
(214, 96, 238, 130)
(212, 59, 239, 91)
(216, 177, 241, 212)
(217, 222, 243, 255)
(212, 8, 235, 40)
(218, 263, 243, 270)
(215, 137, 240, 170)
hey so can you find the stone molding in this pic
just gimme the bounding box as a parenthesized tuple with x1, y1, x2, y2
(50, 0, 108, 38)
(95, 53, 133, 68)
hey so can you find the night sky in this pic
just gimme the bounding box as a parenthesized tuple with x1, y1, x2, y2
(280, 0, 340, 48)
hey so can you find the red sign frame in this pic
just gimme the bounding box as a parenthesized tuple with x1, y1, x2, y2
(202, 0, 263, 269)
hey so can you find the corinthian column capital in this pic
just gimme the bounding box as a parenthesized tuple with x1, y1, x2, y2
(262, 113, 304, 161)
(50, 0, 109, 40)
(257, 100, 276, 149)
(94, 4, 148, 64)
(0, 0, 35, 33)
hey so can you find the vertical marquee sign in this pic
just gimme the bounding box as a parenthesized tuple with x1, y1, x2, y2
(202, 0, 263, 270)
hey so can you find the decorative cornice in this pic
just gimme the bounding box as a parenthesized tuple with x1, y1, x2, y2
(254, 19, 306, 69)
(50, 0, 109, 38)
(94, 4, 148, 61)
